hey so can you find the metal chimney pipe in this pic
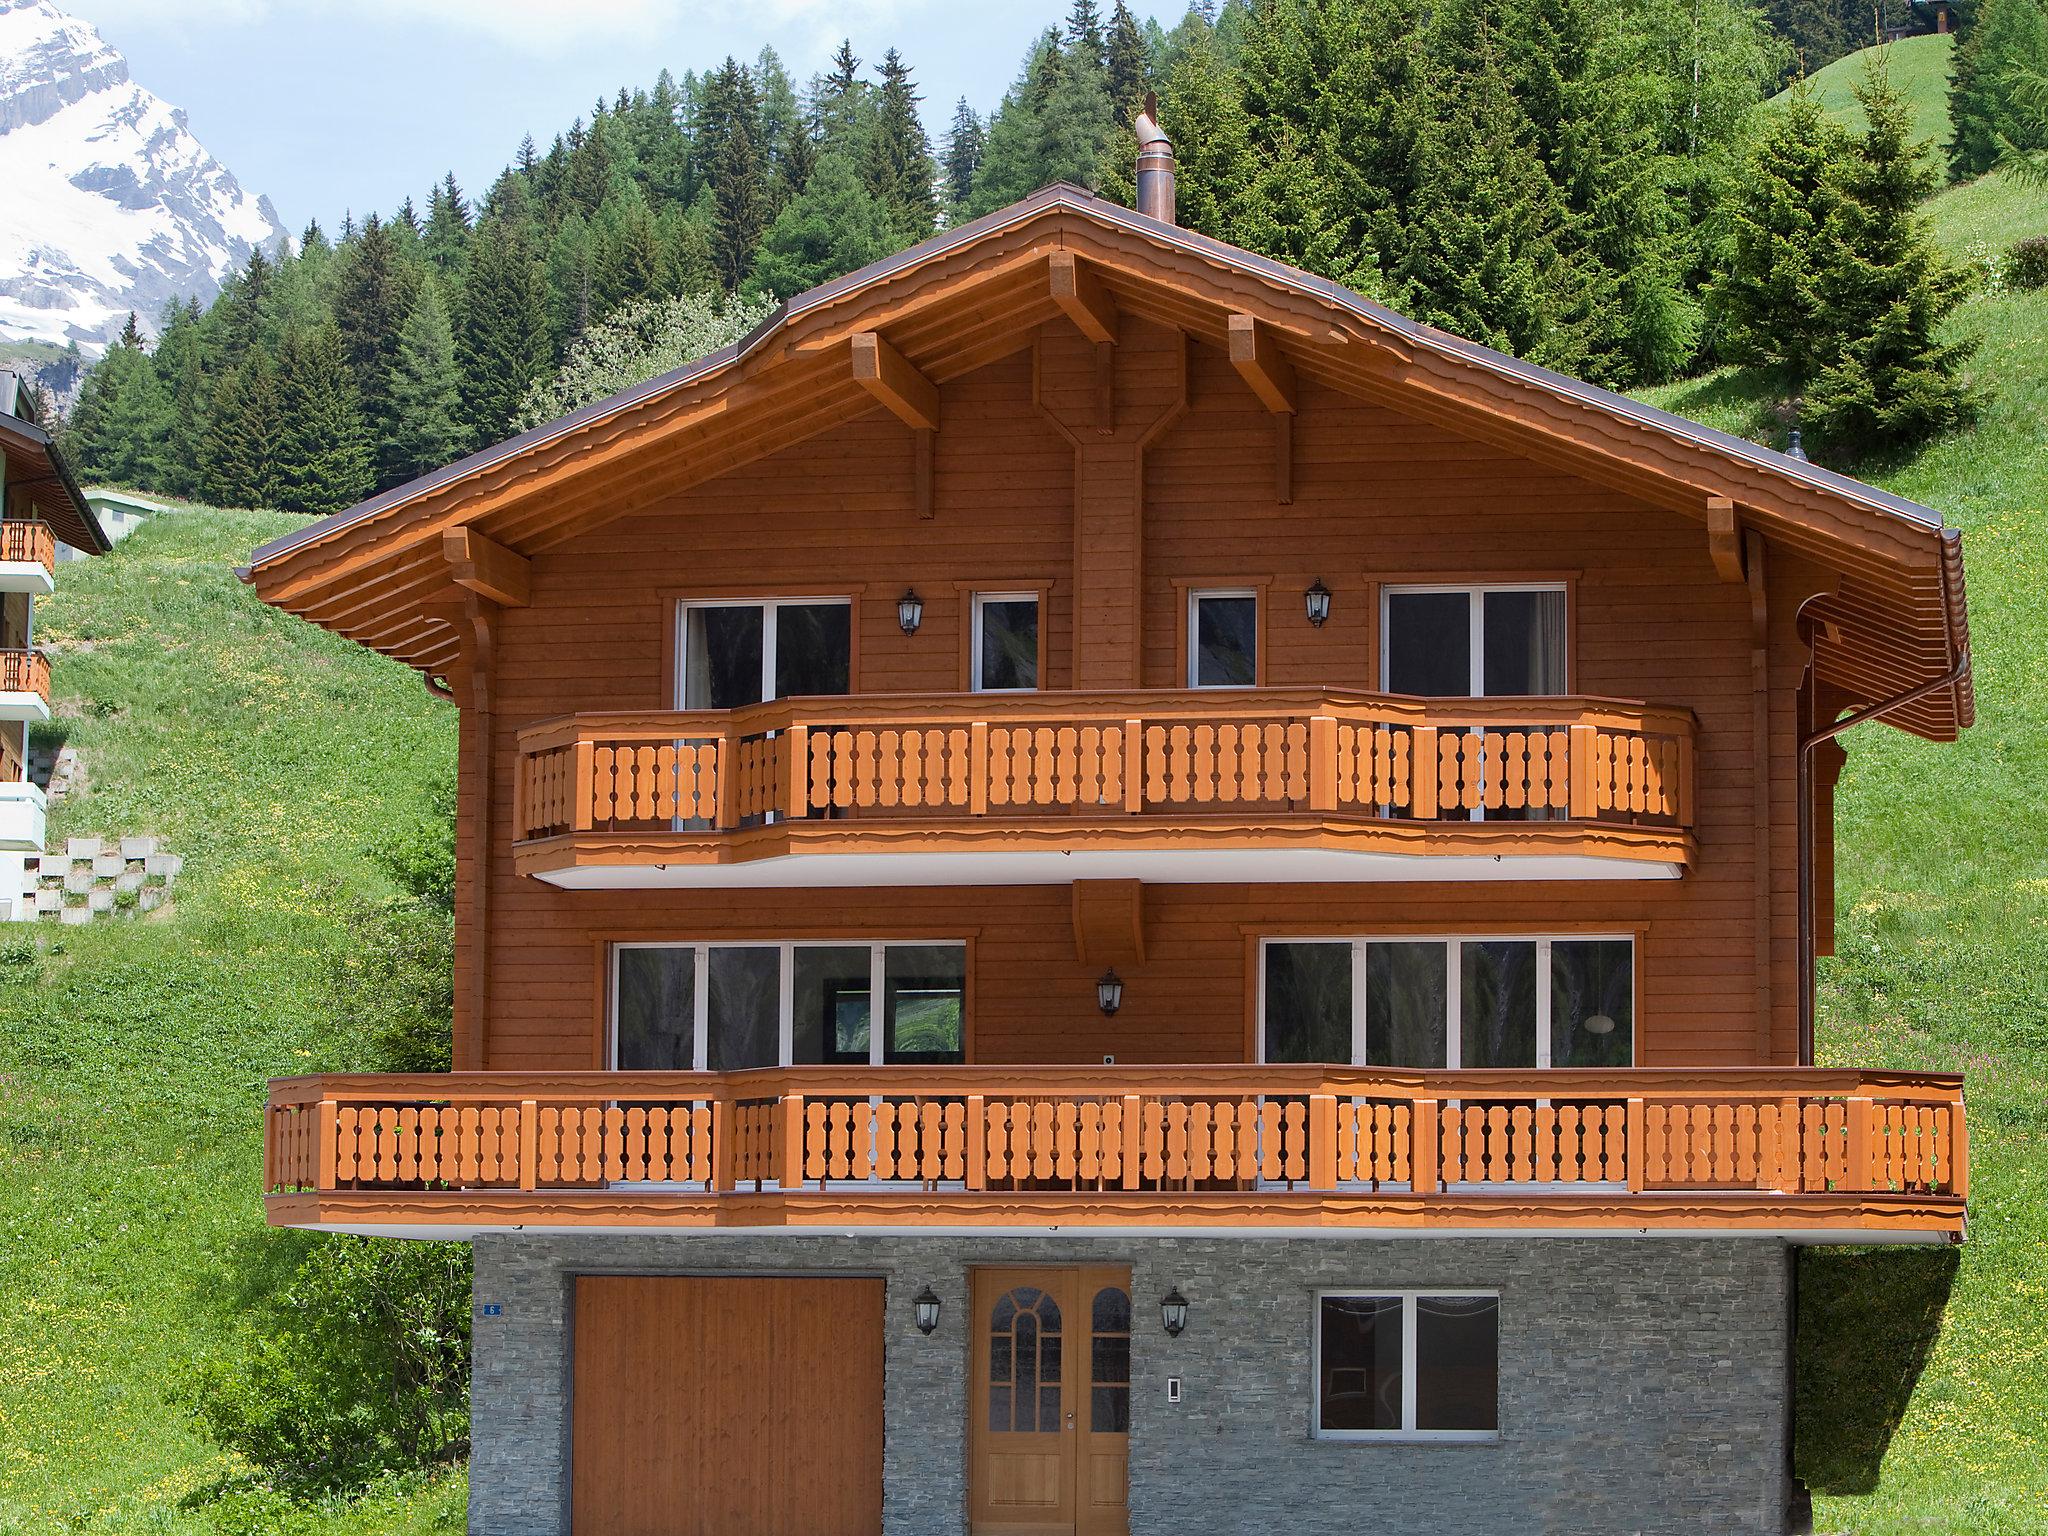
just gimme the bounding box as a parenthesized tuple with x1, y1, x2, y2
(1135, 92, 1175, 225)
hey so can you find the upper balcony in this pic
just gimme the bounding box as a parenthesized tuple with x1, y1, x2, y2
(513, 689, 1697, 889)
(263, 1064, 1967, 1243)
(0, 648, 50, 722)
(0, 521, 55, 595)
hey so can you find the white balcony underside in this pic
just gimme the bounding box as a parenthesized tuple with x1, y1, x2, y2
(0, 561, 53, 595)
(0, 781, 47, 852)
(0, 692, 48, 723)
(533, 846, 1683, 889)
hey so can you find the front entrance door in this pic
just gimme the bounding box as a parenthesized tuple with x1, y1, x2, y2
(968, 1266, 1131, 1536)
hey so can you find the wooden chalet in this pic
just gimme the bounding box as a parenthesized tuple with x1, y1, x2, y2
(246, 113, 1972, 1536)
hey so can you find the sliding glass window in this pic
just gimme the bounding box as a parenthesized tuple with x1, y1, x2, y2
(677, 597, 852, 709)
(612, 940, 967, 1069)
(1259, 935, 1633, 1068)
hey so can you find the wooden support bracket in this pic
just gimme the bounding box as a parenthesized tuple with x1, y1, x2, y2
(1707, 497, 1745, 583)
(1227, 312, 1297, 414)
(442, 526, 531, 607)
(1071, 878, 1145, 966)
(1049, 251, 1118, 345)
(851, 331, 940, 432)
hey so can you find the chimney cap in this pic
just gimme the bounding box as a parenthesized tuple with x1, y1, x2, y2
(1136, 91, 1168, 148)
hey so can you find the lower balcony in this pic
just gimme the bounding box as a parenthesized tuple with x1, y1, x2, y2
(265, 1065, 1966, 1243)
(0, 649, 50, 722)
(513, 690, 1697, 888)
(0, 521, 55, 594)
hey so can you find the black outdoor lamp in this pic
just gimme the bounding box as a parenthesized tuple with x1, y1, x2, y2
(1304, 577, 1332, 628)
(897, 588, 924, 635)
(1096, 969, 1124, 1017)
(914, 1284, 942, 1335)
(1160, 1286, 1189, 1338)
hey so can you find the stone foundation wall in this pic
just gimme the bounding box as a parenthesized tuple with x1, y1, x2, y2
(469, 1233, 1792, 1536)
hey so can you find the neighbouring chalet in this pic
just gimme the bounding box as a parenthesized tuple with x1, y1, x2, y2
(0, 369, 107, 919)
(245, 110, 1973, 1536)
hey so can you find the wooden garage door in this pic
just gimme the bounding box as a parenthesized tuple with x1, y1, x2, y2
(573, 1275, 884, 1536)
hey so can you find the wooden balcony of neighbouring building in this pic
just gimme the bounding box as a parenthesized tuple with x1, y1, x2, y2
(511, 690, 1698, 888)
(0, 648, 50, 722)
(264, 1065, 1966, 1243)
(0, 520, 56, 594)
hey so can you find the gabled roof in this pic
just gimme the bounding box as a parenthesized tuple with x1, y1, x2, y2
(1, 408, 108, 555)
(245, 183, 1972, 740)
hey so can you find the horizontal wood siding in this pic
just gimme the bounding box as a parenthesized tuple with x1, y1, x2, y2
(469, 328, 1815, 1072)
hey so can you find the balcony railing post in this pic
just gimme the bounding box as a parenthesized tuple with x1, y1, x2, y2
(780, 1092, 806, 1191)
(1310, 1094, 1338, 1188)
(516, 1098, 539, 1191)
(1569, 723, 1597, 820)
(966, 1094, 987, 1191)
(1675, 731, 1695, 826)
(1410, 726, 1438, 819)
(1626, 1097, 1647, 1192)
(1123, 720, 1144, 813)
(784, 723, 809, 820)
(571, 739, 596, 833)
(1309, 715, 1337, 812)
(714, 734, 738, 830)
(1121, 1094, 1144, 1189)
(316, 1094, 339, 1192)
(1949, 1091, 1969, 1199)
(1846, 1096, 1873, 1192)
(970, 721, 989, 815)
(1411, 1097, 1439, 1193)
(711, 1097, 735, 1191)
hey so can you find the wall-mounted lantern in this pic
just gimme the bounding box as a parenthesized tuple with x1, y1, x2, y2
(914, 1285, 942, 1335)
(897, 588, 924, 635)
(1096, 969, 1124, 1017)
(1160, 1286, 1189, 1337)
(1303, 578, 1332, 628)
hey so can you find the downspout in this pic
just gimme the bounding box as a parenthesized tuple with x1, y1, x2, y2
(1795, 549, 1969, 1062)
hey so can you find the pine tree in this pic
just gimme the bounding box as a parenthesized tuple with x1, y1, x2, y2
(702, 60, 771, 290)
(1808, 57, 1980, 455)
(1067, 0, 1108, 68)
(388, 282, 470, 477)
(200, 352, 284, 508)
(1106, 1, 1149, 124)
(868, 49, 939, 242)
(1949, 0, 2048, 179)
(150, 298, 212, 497)
(1155, 18, 1255, 241)
(943, 98, 986, 213)
(456, 201, 552, 445)
(275, 323, 375, 515)
(66, 324, 162, 486)
(747, 152, 901, 298)
(1709, 81, 1848, 386)
(220, 245, 274, 364)
(332, 213, 424, 487)
(423, 173, 472, 275)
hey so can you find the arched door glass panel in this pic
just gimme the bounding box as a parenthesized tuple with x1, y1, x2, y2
(988, 1286, 1064, 1432)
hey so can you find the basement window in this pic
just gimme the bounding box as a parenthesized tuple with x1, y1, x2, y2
(1316, 1291, 1499, 1440)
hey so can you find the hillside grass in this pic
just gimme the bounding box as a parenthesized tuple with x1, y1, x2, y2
(1770, 34, 1956, 175)
(0, 507, 463, 1534)
(1645, 166, 2048, 1535)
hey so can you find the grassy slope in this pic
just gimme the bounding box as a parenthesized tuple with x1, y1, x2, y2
(1770, 34, 1956, 175)
(0, 508, 463, 1534)
(1645, 166, 2048, 1534)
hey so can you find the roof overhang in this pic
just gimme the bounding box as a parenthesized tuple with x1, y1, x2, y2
(242, 184, 1973, 740)
(1, 413, 108, 555)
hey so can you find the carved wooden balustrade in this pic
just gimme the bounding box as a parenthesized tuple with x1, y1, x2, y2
(512, 690, 1697, 873)
(265, 1066, 1966, 1238)
(0, 649, 50, 703)
(0, 520, 55, 575)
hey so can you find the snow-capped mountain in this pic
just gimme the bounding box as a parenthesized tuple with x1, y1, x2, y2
(0, 0, 285, 354)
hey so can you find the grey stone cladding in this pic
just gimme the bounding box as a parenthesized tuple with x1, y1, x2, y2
(470, 1233, 1792, 1536)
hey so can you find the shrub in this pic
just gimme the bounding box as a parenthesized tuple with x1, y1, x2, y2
(2009, 235, 2048, 290)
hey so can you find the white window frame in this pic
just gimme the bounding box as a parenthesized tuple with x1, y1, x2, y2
(609, 938, 967, 1070)
(970, 591, 1041, 694)
(1378, 582, 1568, 697)
(1312, 1289, 1501, 1443)
(674, 596, 854, 709)
(1254, 933, 1636, 1069)
(1187, 587, 1259, 689)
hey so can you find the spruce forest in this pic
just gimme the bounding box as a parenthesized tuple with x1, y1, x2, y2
(53, 0, 2038, 515)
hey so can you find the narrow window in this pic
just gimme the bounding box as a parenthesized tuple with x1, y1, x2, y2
(1189, 589, 1258, 687)
(1090, 1287, 1132, 1433)
(1459, 940, 1539, 1069)
(1317, 1292, 1498, 1439)
(973, 593, 1040, 692)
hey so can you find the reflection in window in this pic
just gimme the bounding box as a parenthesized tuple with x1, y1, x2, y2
(1318, 1293, 1498, 1437)
(1415, 1296, 1499, 1431)
(774, 602, 851, 698)
(682, 605, 765, 709)
(1317, 1294, 1402, 1431)
(615, 947, 696, 1069)
(1551, 939, 1635, 1068)
(975, 595, 1040, 692)
(885, 944, 966, 1063)
(792, 944, 872, 1065)
(1091, 1287, 1131, 1433)
(1263, 941, 1351, 1063)
(1382, 586, 1567, 698)
(706, 946, 779, 1070)
(1460, 941, 1539, 1069)
(678, 598, 851, 709)
(1364, 942, 1449, 1069)
(1190, 591, 1257, 687)
(989, 1287, 1063, 1433)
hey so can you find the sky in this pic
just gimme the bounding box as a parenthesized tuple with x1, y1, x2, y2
(74, 1, 1192, 235)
